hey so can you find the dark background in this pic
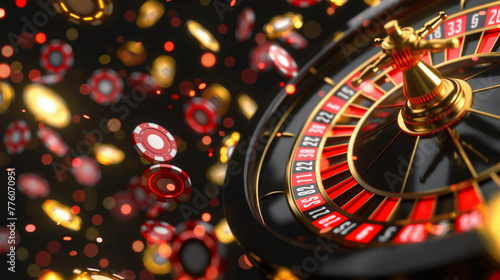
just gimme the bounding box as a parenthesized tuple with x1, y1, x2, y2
(0, 0, 368, 279)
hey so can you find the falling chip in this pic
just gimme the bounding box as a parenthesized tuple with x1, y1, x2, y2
(480, 194, 500, 264)
(142, 245, 172, 275)
(42, 200, 82, 231)
(136, 0, 165, 28)
(220, 131, 240, 163)
(201, 84, 231, 116)
(151, 55, 176, 88)
(0, 81, 14, 114)
(117, 41, 147, 67)
(187, 20, 221, 53)
(215, 218, 235, 244)
(264, 12, 303, 40)
(206, 162, 227, 187)
(93, 143, 125, 165)
(23, 83, 71, 128)
(53, 0, 114, 26)
(237, 94, 258, 120)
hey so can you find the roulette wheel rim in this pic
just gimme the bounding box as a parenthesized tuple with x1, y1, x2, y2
(224, 0, 500, 277)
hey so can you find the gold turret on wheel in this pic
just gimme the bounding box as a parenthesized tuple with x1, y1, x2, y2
(352, 12, 474, 136)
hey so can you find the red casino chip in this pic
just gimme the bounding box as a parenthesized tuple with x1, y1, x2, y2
(184, 98, 220, 135)
(37, 127, 68, 157)
(110, 191, 138, 221)
(280, 31, 309, 50)
(127, 72, 162, 95)
(141, 164, 192, 202)
(249, 41, 273, 72)
(87, 68, 124, 105)
(18, 173, 50, 199)
(141, 220, 176, 244)
(127, 176, 152, 209)
(3, 120, 31, 155)
(146, 201, 174, 219)
(36, 74, 64, 85)
(235, 7, 255, 42)
(268, 44, 298, 78)
(286, 0, 322, 7)
(72, 156, 101, 187)
(171, 220, 226, 280)
(133, 122, 177, 164)
(39, 40, 74, 74)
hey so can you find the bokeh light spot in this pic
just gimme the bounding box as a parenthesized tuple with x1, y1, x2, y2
(201, 52, 216, 68)
(26, 224, 36, 232)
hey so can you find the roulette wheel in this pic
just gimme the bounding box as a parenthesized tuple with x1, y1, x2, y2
(224, 0, 500, 278)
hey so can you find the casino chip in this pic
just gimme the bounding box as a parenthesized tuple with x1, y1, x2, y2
(142, 245, 172, 275)
(151, 55, 176, 88)
(280, 31, 309, 50)
(0, 81, 14, 114)
(0, 227, 20, 254)
(72, 156, 101, 187)
(201, 84, 231, 116)
(18, 173, 50, 199)
(128, 176, 152, 209)
(127, 72, 161, 95)
(37, 127, 68, 157)
(53, 0, 114, 26)
(249, 41, 273, 72)
(73, 268, 125, 280)
(268, 44, 298, 78)
(3, 120, 31, 155)
(141, 220, 176, 244)
(87, 68, 124, 105)
(187, 20, 220, 53)
(184, 98, 220, 135)
(146, 201, 175, 219)
(110, 191, 138, 221)
(171, 220, 227, 280)
(39, 40, 74, 74)
(142, 164, 192, 202)
(235, 7, 255, 42)
(264, 12, 303, 39)
(36, 74, 64, 85)
(286, 0, 322, 7)
(117, 41, 147, 67)
(133, 122, 177, 164)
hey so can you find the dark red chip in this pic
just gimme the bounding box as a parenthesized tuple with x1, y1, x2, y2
(248, 41, 274, 72)
(286, 0, 322, 7)
(184, 97, 220, 135)
(110, 191, 138, 221)
(18, 173, 50, 199)
(235, 7, 255, 42)
(146, 201, 175, 219)
(280, 31, 309, 50)
(3, 120, 31, 155)
(36, 74, 64, 85)
(171, 220, 226, 280)
(88, 68, 124, 105)
(37, 126, 68, 157)
(39, 40, 74, 74)
(72, 156, 101, 187)
(127, 72, 162, 95)
(127, 176, 152, 209)
(268, 43, 298, 78)
(132, 122, 177, 163)
(142, 164, 192, 202)
(0, 227, 20, 254)
(141, 220, 176, 244)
